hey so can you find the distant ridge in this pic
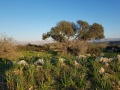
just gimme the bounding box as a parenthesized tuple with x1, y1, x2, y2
(101, 38, 120, 41)
(90, 38, 120, 42)
(16, 38, 120, 45)
(16, 40, 55, 45)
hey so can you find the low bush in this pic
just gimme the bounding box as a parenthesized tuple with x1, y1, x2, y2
(17, 44, 46, 52)
(48, 40, 107, 56)
(0, 34, 18, 60)
(87, 43, 106, 56)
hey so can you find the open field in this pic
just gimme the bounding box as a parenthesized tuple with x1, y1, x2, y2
(0, 49, 120, 90)
(0, 34, 120, 90)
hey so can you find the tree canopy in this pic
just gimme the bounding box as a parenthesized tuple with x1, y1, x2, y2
(43, 20, 105, 42)
(43, 21, 76, 42)
(76, 20, 105, 40)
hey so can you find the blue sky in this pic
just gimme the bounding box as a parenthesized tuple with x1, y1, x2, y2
(0, 0, 120, 41)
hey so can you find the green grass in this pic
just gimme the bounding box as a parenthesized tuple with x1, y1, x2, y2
(0, 51, 120, 90)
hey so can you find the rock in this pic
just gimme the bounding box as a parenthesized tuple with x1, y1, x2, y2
(103, 58, 111, 63)
(99, 67, 105, 74)
(73, 60, 79, 66)
(17, 60, 28, 66)
(99, 57, 111, 63)
(34, 59, 44, 65)
(117, 55, 120, 62)
(59, 58, 65, 63)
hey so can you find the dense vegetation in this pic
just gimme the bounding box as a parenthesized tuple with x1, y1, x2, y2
(0, 48, 120, 90)
(0, 20, 120, 90)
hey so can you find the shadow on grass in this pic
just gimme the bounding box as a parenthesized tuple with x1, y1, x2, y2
(0, 58, 13, 90)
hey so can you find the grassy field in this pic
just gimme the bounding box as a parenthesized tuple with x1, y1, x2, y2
(0, 50, 120, 90)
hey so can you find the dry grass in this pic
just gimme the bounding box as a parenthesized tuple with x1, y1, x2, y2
(0, 34, 19, 60)
(43, 40, 107, 56)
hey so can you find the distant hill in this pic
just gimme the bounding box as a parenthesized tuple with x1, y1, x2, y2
(16, 40, 55, 45)
(89, 38, 120, 45)
(16, 38, 120, 45)
(90, 38, 120, 42)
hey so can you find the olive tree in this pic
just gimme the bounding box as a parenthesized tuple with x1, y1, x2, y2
(42, 20, 105, 55)
(43, 20, 105, 41)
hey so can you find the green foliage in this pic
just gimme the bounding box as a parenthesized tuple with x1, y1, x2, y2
(43, 20, 105, 42)
(43, 21, 76, 42)
(87, 43, 105, 56)
(0, 49, 119, 90)
(89, 23, 105, 39)
(77, 20, 90, 40)
(77, 20, 105, 40)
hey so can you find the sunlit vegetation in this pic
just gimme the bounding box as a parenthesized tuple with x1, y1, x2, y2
(1, 50, 120, 90)
(0, 20, 120, 90)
